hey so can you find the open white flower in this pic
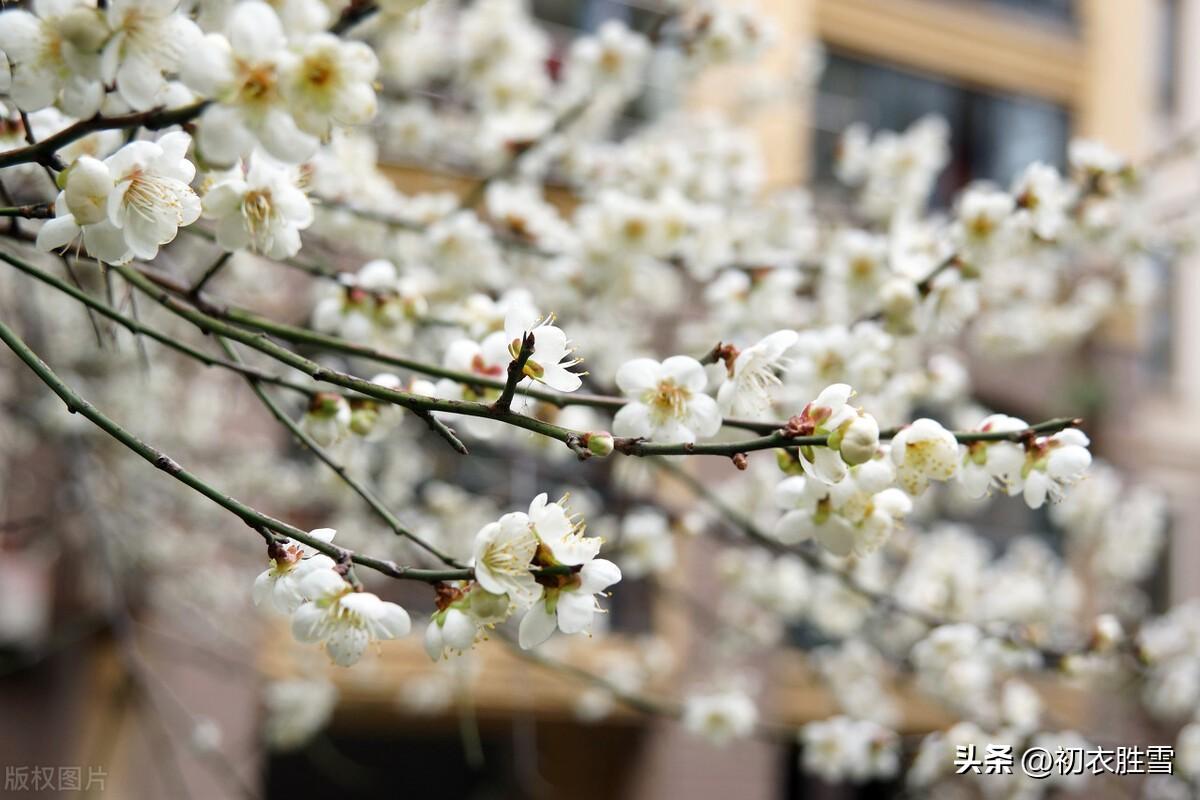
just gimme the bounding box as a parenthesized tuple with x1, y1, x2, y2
(202, 153, 314, 259)
(517, 557, 621, 649)
(291, 568, 412, 666)
(528, 493, 600, 566)
(564, 19, 649, 96)
(717, 329, 798, 417)
(38, 133, 200, 263)
(1020, 428, 1091, 508)
(0, 0, 106, 116)
(889, 418, 959, 495)
(102, 0, 202, 110)
(182, 1, 317, 165)
(681, 689, 758, 746)
(471, 511, 541, 608)
(775, 461, 911, 557)
(37, 155, 130, 263)
(104, 132, 201, 260)
(612, 356, 722, 444)
(282, 33, 379, 138)
(252, 528, 337, 614)
(503, 309, 584, 394)
(958, 414, 1028, 498)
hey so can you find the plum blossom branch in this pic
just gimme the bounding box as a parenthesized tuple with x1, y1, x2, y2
(0, 247, 338, 401)
(0, 101, 210, 170)
(492, 331, 535, 413)
(216, 337, 467, 568)
(0, 202, 54, 219)
(0, 312, 569, 585)
(110, 258, 1087, 461)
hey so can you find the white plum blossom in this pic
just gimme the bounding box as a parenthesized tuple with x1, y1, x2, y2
(890, 418, 960, 495)
(103, 132, 201, 260)
(618, 510, 675, 579)
(1019, 428, 1092, 508)
(263, 678, 338, 751)
(517, 556, 621, 649)
(774, 460, 911, 556)
(202, 154, 314, 258)
(564, 20, 650, 96)
(801, 716, 900, 784)
(183, 1, 318, 165)
(957, 414, 1028, 498)
(681, 689, 758, 746)
(38, 132, 201, 263)
(612, 356, 722, 444)
(716, 329, 798, 417)
(102, 0, 202, 110)
(253, 527, 337, 614)
(283, 33, 380, 139)
(300, 392, 352, 447)
(527, 493, 600, 566)
(37, 156, 128, 261)
(0, 0, 106, 117)
(471, 509, 541, 608)
(424, 608, 477, 660)
(503, 309, 584, 394)
(290, 568, 412, 666)
(787, 384, 880, 484)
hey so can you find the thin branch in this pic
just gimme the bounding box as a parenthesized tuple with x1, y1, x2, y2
(0, 248, 334, 399)
(113, 259, 1085, 460)
(0, 101, 210, 169)
(492, 331, 534, 413)
(0, 313, 547, 584)
(0, 203, 54, 219)
(189, 251, 233, 297)
(216, 336, 466, 568)
(329, 0, 379, 34)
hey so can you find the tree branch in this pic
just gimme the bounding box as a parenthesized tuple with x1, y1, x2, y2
(492, 331, 534, 413)
(217, 336, 466, 568)
(0, 312, 557, 584)
(0, 101, 210, 170)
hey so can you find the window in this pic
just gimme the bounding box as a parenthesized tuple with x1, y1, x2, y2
(1158, 0, 1183, 115)
(969, 0, 1074, 23)
(813, 53, 1070, 196)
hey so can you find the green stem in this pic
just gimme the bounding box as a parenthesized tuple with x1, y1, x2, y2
(119, 261, 1085, 461)
(217, 336, 465, 568)
(0, 313, 503, 584)
(0, 247, 334, 400)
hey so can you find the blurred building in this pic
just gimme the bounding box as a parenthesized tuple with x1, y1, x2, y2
(293, 2, 1199, 800)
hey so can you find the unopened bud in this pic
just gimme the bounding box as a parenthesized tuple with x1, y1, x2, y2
(1091, 614, 1123, 652)
(880, 277, 918, 318)
(583, 431, 615, 457)
(838, 413, 880, 466)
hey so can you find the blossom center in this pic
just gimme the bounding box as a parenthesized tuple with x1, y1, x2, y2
(645, 379, 690, 422)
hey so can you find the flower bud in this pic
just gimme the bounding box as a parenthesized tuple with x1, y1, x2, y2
(838, 414, 880, 466)
(64, 157, 113, 225)
(441, 608, 476, 650)
(349, 404, 380, 437)
(1091, 614, 1123, 652)
(583, 431, 615, 457)
(880, 277, 918, 318)
(424, 619, 445, 661)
